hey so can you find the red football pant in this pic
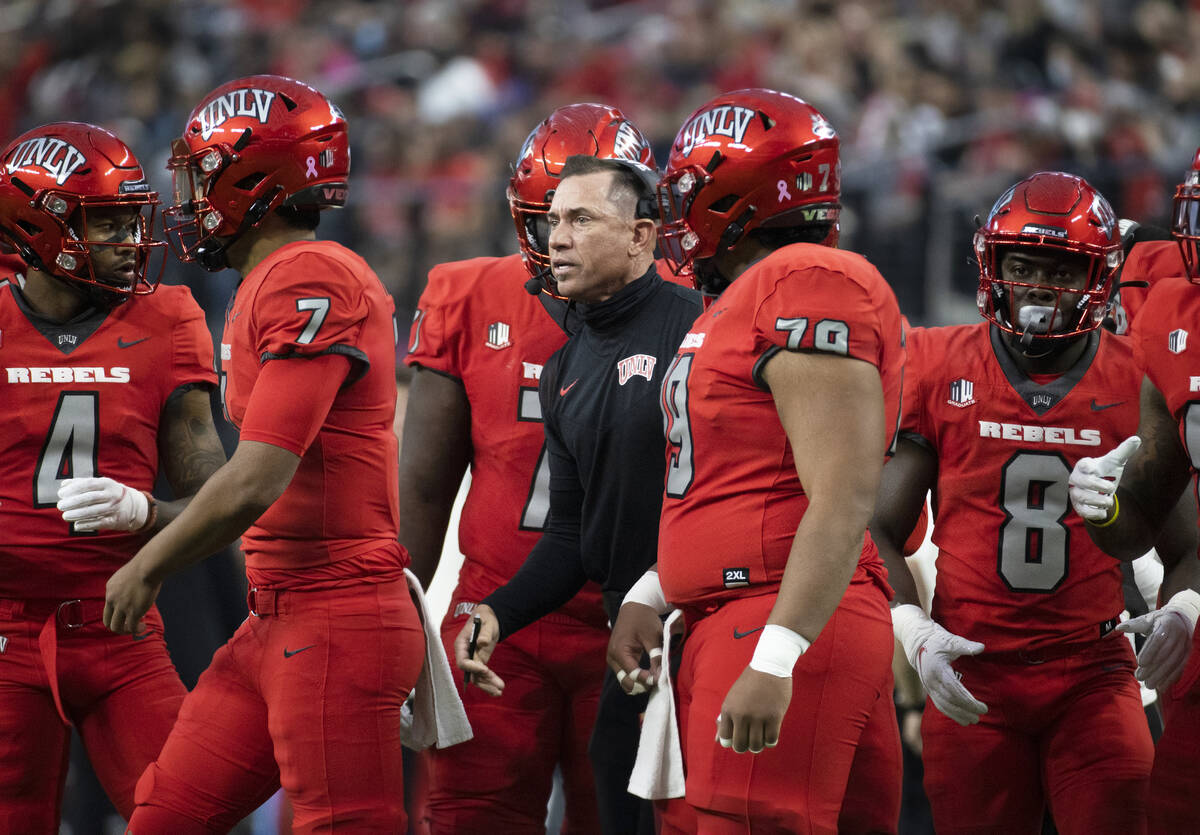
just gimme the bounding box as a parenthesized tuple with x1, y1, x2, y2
(414, 596, 608, 834)
(127, 579, 425, 834)
(1147, 627, 1200, 834)
(921, 636, 1152, 835)
(0, 599, 184, 831)
(673, 576, 897, 834)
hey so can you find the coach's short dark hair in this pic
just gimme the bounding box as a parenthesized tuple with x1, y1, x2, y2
(559, 155, 657, 219)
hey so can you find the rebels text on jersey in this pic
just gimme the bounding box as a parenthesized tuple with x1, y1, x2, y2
(405, 253, 604, 626)
(0, 282, 215, 599)
(220, 240, 402, 584)
(657, 244, 904, 608)
(904, 323, 1141, 653)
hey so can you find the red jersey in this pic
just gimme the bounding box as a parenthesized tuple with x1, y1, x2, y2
(1114, 240, 1185, 336)
(221, 241, 403, 585)
(405, 253, 605, 625)
(658, 244, 904, 608)
(1134, 275, 1200, 468)
(0, 282, 215, 599)
(0, 253, 24, 285)
(904, 323, 1140, 652)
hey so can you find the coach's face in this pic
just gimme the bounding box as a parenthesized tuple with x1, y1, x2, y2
(547, 171, 649, 304)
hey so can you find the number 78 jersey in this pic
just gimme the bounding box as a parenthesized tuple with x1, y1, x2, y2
(657, 244, 904, 608)
(904, 323, 1139, 653)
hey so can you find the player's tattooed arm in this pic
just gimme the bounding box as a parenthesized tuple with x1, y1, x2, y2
(869, 435, 936, 608)
(154, 387, 228, 530)
(1091, 377, 1193, 560)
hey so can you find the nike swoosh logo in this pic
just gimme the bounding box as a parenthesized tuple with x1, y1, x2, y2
(1090, 399, 1123, 411)
(132, 631, 150, 641)
(559, 379, 579, 397)
(284, 645, 316, 658)
(117, 337, 149, 349)
(733, 626, 764, 640)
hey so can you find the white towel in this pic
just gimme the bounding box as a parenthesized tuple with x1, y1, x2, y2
(399, 569, 473, 750)
(628, 608, 686, 799)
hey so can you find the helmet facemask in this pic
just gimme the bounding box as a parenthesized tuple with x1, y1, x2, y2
(1173, 163, 1200, 283)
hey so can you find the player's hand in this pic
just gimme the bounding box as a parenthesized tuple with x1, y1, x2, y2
(607, 602, 664, 695)
(104, 558, 160, 635)
(1069, 436, 1141, 523)
(454, 604, 505, 696)
(716, 666, 791, 754)
(892, 604, 987, 726)
(1117, 589, 1200, 691)
(57, 477, 150, 532)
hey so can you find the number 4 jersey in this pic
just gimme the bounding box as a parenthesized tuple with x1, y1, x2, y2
(903, 323, 1139, 653)
(0, 278, 216, 599)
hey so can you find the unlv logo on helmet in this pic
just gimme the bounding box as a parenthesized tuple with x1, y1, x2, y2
(678, 106, 757, 156)
(197, 88, 277, 141)
(612, 122, 650, 163)
(5, 137, 87, 186)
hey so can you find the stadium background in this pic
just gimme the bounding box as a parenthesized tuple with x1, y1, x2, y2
(2, 0, 1196, 832)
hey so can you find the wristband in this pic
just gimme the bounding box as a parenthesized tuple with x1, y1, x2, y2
(136, 490, 158, 532)
(622, 570, 671, 615)
(748, 624, 811, 678)
(1086, 495, 1120, 528)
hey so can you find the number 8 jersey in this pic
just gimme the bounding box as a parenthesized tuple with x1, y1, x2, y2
(903, 322, 1140, 653)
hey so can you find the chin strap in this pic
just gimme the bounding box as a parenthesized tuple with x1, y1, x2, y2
(194, 186, 284, 273)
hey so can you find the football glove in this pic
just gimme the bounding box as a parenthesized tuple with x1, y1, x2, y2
(1069, 435, 1141, 523)
(1117, 589, 1200, 691)
(57, 477, 150, 532)
(892, 603, 988, 726)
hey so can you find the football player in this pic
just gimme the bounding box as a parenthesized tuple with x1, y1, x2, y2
(611, 88, 905, 832)
(102, 75, 426, 832)
(397, 103, 656, 835)
(872, 171, 1159, 834)
(1069, 147, 1200, 834)
(0, 122, 224, 830)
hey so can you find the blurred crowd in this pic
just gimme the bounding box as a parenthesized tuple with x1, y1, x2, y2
(2, 0, 1197, 337)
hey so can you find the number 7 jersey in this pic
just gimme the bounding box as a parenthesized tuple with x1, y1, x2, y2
(903, 323, 1139, 653)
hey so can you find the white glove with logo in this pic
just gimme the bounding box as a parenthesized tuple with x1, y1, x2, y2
(57, 477, 150, 532)
(1117, 589, 1200, 691)
(892, 604, 988, 726)
(1069, 436, 1141, 523)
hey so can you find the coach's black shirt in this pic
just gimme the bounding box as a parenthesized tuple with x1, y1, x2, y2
(485, 267, 703, 637)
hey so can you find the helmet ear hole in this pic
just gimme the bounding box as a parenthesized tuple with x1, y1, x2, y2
(234, 173, 267, 192)
(708, 195, 739, 213)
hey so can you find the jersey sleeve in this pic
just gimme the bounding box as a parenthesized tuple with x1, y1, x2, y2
(898, 326, 931, 441)
(251, 251, 372, 377)
(404, 262, 465, 378)
(170, 290, 218, 390)
(751, 267, 885, 377)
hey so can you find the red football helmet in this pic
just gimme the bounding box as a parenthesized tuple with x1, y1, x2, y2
(0, 122, 165, 300)
(658, 88, 841, 286)
(508, 103, 655, 293)
(165, 74, 349, 271)
(976, 171, 1122, 340)
(1173, 146, 1200, 282)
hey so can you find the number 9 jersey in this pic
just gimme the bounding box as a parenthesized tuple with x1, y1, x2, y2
(902, 322, 1140, 653)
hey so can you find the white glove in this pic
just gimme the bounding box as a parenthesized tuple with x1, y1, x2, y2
(57, 477, 150, 532)
(1069, 436, 1141, 523)
(892, 603, 988, 726)
(1117, 589, 1200, 691)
